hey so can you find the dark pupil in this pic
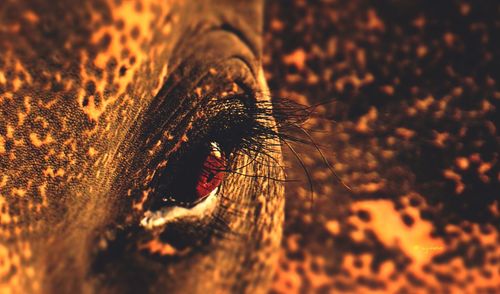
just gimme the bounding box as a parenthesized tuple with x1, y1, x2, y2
(151, 144, 225, 209)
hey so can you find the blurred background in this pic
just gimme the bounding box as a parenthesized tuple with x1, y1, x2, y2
(263, 0, 499, 293)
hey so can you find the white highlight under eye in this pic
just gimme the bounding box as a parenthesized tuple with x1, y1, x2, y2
(140, 187, 219, 230)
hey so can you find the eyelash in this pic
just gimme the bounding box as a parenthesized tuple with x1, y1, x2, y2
(195, 94, 309, 169)
(181, 93, 310, 234)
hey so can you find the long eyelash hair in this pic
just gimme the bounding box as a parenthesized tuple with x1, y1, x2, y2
(195, 92, 350, 213)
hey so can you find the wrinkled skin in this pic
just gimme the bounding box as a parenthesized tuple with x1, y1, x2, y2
(0, 0, 284, 293)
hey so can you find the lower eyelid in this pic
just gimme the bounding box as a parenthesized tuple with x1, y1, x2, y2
(140, 187, 220, 230)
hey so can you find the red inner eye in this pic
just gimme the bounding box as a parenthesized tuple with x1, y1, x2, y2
(150, 143, 227, 210)
(195, 147, 227, 200)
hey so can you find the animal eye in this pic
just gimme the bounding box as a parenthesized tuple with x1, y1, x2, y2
(138, 94, 305, 232)
(140, 142, 227, 230)
(162, 141, 227, 207)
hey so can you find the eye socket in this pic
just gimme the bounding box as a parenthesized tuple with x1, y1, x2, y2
(159, 141, 228, 207)
(139, 93, 295, 231)
(140, 142, 227, 230)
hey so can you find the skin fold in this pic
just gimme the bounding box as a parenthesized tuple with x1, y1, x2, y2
(0, 0, 284, 293)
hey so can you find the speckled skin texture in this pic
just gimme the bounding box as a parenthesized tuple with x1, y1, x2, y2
(0, 0, 285, 293)
(265, 0, 499, 293)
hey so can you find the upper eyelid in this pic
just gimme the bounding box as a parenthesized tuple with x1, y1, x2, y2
(181, 95, 258, 143)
